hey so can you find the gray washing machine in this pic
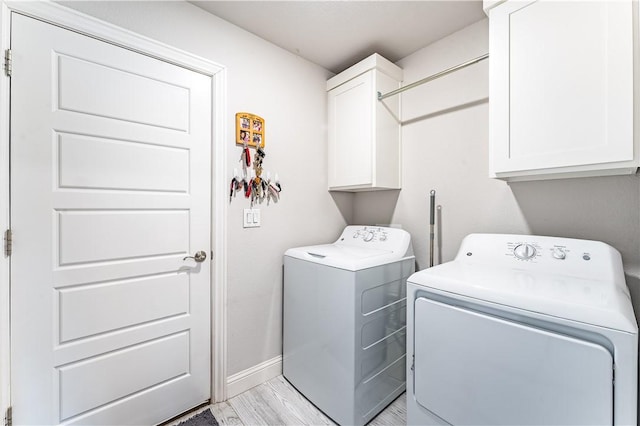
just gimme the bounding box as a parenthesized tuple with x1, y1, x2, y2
(283, 225, 414, 426)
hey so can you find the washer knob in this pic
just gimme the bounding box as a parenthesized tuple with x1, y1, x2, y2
(552, 248, 566, 260)
(364, 231, 375, 242)
(514, 243, 536, 260)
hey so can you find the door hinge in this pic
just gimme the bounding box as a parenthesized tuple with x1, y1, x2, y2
(4, 49, 11, 78)
(4, 406, 11, 426)
(4, 229, 12, 257)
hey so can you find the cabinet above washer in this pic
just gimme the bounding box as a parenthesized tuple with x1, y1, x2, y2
(486, 0, 638, 181)
(327, 54, 403, 191)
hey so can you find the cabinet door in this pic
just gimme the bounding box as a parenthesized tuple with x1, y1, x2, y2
(490, 0, 634, 176)
(328, 72, 373, 188)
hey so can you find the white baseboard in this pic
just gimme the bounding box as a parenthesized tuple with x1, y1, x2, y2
(226, 355, 282, 398)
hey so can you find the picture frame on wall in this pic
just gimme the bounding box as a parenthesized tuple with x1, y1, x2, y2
(236, 112, 265, 148)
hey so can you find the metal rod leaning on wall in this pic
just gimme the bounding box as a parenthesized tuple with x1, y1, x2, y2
(377, 53, 490, 101)
(436, 205, 442, 266)
(429, 190, 436, 268)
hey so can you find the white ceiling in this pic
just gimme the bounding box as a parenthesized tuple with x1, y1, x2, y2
(191, 1, 486, 74)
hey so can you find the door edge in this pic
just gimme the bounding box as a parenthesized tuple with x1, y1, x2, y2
(0, 2, 11, 421)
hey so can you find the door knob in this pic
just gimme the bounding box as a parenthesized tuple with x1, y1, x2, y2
(183, 251, 207, 262)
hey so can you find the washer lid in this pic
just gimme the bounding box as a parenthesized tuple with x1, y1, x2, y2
(408, 262, 638, 333)
(285, 225, 414, 271)
(285, 244, 402, 271)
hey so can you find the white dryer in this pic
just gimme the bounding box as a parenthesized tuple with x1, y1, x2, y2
(407, 234, 638, 426)
(284, 225, 414, 426)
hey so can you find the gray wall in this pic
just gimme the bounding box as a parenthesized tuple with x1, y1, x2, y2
(353, 19, 640, 315)
(59, 1, 354, 377)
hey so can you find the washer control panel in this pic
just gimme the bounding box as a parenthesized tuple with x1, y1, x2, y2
(335, 225, 412, 255)
(350, 226, 388, 243)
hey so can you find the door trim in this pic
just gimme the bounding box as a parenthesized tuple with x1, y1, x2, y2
(0, 1, 229, 417)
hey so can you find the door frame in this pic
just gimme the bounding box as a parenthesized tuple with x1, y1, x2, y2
(0, 0, 229, 418)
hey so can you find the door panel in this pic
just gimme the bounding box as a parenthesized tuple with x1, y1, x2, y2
(11, 13, 212, 425)
(58, 332, 190, 420)
(57, 133, 190, 192)
(57, 53, 190, 131)
(57, 210, 189, 264)
(328, 72, 373, 187)
(58, 273, 189, 342)
(414, 297, 613, 425)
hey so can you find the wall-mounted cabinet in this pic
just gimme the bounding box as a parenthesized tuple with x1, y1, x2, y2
(485, 0, 638, 181)
(327, 54, 403, 191)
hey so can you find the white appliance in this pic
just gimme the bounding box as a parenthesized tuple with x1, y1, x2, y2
(407, 234, 638, 425)
(283, 225, 415, 426)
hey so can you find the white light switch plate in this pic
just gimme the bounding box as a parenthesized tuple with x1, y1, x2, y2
(243, 208, 260, 228)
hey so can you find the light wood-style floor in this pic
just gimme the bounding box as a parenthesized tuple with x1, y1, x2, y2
(170, 375, 407, 426)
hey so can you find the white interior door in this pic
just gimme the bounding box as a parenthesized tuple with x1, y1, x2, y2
(10, 13, 212, 425)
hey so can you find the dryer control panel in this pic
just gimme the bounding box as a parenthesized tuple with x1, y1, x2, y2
(457, 233, 623, 283)
(506, 242, 572, 263)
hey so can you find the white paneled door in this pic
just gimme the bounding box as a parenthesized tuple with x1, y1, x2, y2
(10, 13, 212, 425)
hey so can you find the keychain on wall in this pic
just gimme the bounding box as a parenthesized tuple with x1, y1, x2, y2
(230, 112, 282, 206)
(240, 139, 251, 177)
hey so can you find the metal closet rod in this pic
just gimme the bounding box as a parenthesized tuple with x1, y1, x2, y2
(377, 53, 489, 101)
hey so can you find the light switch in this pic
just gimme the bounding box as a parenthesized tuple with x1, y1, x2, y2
(243, 208, 260, 228)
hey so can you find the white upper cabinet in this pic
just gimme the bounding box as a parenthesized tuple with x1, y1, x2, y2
(327, 54, 402, 191)
(486, 0, 638, 181)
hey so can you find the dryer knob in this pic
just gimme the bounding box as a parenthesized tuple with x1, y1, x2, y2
(514, 243, 536, 260)
(364, 231, 375, 242)
(552, 248, 566, 260)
